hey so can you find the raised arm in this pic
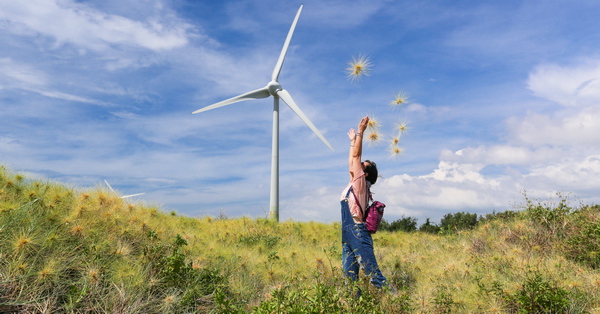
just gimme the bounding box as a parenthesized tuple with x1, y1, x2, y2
(348, 116, 369, 180)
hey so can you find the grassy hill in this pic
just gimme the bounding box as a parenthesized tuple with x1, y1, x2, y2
(1, 165, 600, 313)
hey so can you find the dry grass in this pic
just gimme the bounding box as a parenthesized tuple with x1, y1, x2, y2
(1, 165, 600, 312)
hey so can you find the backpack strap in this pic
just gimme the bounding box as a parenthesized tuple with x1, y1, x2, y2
(349, 186, 362, 212)
(348, 176, 373, 218)
(350, 186, 370, 220)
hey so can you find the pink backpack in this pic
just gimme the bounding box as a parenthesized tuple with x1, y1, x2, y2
(351, 187, 386, 234)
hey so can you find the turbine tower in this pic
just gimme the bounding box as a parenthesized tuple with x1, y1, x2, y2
(192, 5, 333, 221)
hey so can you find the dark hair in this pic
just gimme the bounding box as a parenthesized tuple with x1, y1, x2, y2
(364, 160, 378, 185)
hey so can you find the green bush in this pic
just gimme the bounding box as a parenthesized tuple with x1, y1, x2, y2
(419, 218, 441, 234)
(380, 216, 418, 232)
(515, 271, 570, 313)
(524, 193, 572, 236)
(483, 270, 570, 313)
(439, 212, 478, 234)
(479, 209, 520, 223)
(564, 205, 600, 269)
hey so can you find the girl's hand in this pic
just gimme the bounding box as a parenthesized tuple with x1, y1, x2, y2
(358, 116, 369, 133)
(348, 128, 356, 141)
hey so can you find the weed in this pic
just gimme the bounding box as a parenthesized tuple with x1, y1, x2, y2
(432, 285, 456, 314)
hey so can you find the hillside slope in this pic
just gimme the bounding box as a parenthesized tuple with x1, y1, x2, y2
(1, 166, 600, 313)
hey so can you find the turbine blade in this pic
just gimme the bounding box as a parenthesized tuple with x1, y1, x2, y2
(271, 5, 303, 82)
(277, 89, 334, 151)
(104, 180, 116, 193)
(192, 87, 270, 114)
(121, 193, 145, 199)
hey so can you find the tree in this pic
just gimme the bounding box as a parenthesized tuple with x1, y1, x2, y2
(419, 218, 440, 234)
(439, 212, 478, 233)
(379, 216, 418, 232)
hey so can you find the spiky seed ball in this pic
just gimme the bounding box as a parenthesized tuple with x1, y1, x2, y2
(389, 145, 404, 159)
(396, 122, 410, 134)
(366, 130, 383, 146)
(391, 92, 409, 107)
(14, 237, 32, 250)
(366, 115, 380, 130)
(346, 55, 372, 81)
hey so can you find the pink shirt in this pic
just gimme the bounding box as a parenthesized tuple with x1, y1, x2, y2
(340, 168, 368, 224)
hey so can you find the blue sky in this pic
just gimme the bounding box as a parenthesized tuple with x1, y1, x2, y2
(2, 0, 600, 224)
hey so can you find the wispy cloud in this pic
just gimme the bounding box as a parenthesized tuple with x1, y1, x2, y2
(0, 0, 192, 52)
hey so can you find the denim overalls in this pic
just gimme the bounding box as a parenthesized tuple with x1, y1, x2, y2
(341, 186, 387, 288)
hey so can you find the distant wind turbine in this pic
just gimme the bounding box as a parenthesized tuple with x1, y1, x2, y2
(104, 180, 145, 199)
(192, 5, 333, 222)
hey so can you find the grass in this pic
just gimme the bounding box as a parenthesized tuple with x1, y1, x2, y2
(1, 165, 600, 312)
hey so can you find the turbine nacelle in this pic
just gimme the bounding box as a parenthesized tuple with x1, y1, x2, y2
(266, 81, 283, 96)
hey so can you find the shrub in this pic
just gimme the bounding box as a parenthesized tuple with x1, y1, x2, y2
(524, 192, 572, 237)
(479, 209, 520, 223)
(419, 218, 440, 234)
(380, 216, 418, 232)
(563, 205, 600, 269)
(439, 212, 478, 234)
(515, 271, 570, 313)
(483, 270, 570, 313)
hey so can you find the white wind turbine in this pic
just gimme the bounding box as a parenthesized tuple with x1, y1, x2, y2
(192, 5, 333, 222)
(104, 180, 145, 199)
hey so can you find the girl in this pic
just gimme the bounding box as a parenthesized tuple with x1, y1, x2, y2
(340, 116, 387, 288)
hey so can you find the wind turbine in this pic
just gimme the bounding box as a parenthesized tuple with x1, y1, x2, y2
(104, 180, 145, 199)
(192, 5, 333, 222)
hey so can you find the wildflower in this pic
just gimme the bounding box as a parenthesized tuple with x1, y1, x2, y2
(115, 242, 131, 256)
(87, 268, 100, 283)
(17, 263, 28, 273)
(346, 55, 372, 81)
(163, 295, 177, 305)
(37, 260, 58, 281)
(14, 236, 32, 252)
(390, 91, 409, 107)
(71, 225, 84, 236)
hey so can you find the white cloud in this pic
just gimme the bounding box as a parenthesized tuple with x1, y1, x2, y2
(0, 0, 192, 51)
(507, 107, 600, 148)
(526, 155, 600, 192)
(528, 59, 600, 107)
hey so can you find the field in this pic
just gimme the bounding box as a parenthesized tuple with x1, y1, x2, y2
(1, 165, 600, 313)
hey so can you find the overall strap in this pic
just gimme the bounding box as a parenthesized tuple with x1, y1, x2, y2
(345, 185, 353, 198)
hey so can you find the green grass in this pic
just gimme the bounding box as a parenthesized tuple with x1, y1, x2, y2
(1, 165, 600, 313)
